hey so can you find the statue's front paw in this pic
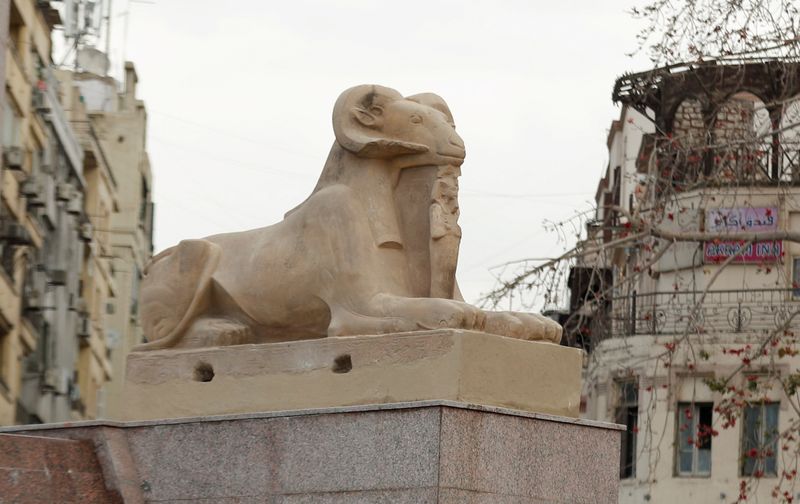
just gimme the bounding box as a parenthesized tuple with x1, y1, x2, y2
(418, 299, 486, 331)
(483, 311, 527, 339)
(482, 311, 562, 343)
(515, 313, 562, 344)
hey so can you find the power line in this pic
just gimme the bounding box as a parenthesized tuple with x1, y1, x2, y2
(149, 110, 319, 161)
(149, 135, 312, 178)
(460, 190, 591, 199)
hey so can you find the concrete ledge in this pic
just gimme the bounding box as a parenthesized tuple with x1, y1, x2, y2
(0, 400, 624, 433)
(120, 329, 583, 421)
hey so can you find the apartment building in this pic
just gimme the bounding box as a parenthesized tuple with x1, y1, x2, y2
(0, 0, 152, 425)
(0, 0, 82, 424)
(571, 61, 800, 503)
(66, 62, 153, 419)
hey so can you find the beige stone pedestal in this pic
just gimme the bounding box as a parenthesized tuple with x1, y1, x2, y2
(1, 331, 622, 503)
(120, 329, 582, 421)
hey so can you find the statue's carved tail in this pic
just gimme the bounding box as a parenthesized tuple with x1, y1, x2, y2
(135, 240, 222, 350)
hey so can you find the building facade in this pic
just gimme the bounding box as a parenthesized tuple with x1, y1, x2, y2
(572, 62, 800, 503)
(67, 62, 153, 419)
(0, 0, 77, 425)
(56, 68, 119, 420)
(0, 0, 152, 425)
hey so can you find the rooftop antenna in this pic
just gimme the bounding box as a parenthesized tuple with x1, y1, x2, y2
(60, 0, 108, 74)
(62, 0, 79, 69)
(104, 0, 111, 59)
(117, 0, 154, 81)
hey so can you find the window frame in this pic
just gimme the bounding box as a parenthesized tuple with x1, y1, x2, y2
(740, 402, 780, 477)
(675, 402, 714, 477)
(0, 324, 8, 397)
(793, 257, 800, 298)
(2, 95, 22, 149)
(615, 378, 639, 479)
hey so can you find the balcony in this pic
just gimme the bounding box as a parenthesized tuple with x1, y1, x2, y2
(608, 288, 800, 338)
(714, 144, 800, 183)
(656, 143, 800, 192)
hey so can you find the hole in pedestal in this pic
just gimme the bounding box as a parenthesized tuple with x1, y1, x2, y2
(194, 362, 215, 382)
(332, 354, 352, 374)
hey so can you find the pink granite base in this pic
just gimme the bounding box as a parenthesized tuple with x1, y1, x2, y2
(0, 433, 123, 503)
(0, 401, 622, 503)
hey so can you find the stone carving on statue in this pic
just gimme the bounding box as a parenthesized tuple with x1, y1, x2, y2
(429, 164, 461, 299)
(138, 85, 562, 349)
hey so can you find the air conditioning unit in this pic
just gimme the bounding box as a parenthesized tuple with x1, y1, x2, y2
(66, 191, 83, 215)
(2, 146, 23, 170)
(26, 290, 43, 311)
(79, 222, 93, 242)
(68, 379, 81, 402)
(32, 88, 49, 112)
(21, 176, 40, 197)
(21, 177, 45, 207)
(69, 380, 85, 415)
(56, 182, 73, 201)
(77, 314, 90, 339)
(42, 368, 68, 394)
(69, 295, 88, 313)
(42, 369, 58, 391)
(0, 221, 32, 246)
(48, 269, 67, 286)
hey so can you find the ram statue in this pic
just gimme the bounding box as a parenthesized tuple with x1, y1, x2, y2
(137, 85, 562, 349)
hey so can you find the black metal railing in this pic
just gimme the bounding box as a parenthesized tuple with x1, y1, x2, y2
(609, 288, 800, 337)
(660, 144, 800, 186)
(716, 144, 800, 182)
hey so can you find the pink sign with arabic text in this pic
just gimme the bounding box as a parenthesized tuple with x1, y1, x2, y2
(704, 207, 781, 264)
(705, 207, 778, 233)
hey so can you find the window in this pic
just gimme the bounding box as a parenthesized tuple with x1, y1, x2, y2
(616, 379, 638, 478)
(793, 257, 800, 298)
(0, 328, 7, 394)
(741, 403, 779, 477)
(0, 311, 12, 396)
(612, 166, 621, 207)
(130, 267, 141, 319)
(2, 96, 21, 149)
(0, 243, 14, 280)
(8, 4, 23, 62)
(676, 402, 713, 476)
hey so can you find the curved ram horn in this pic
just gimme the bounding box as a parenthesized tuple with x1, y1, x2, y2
(333, 84, 429, 158)
(406, 93, 455, 124)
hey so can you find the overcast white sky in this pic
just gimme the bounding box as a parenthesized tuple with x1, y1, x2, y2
(103, 0, 652, 305)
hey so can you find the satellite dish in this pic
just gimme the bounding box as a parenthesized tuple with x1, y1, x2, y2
(77, 47, 110, 76)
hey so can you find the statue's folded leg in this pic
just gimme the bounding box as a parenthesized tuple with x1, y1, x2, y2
(327, 294, 561, 344)
(327, 294, 486, 336)
(177, 317, 254, 348)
